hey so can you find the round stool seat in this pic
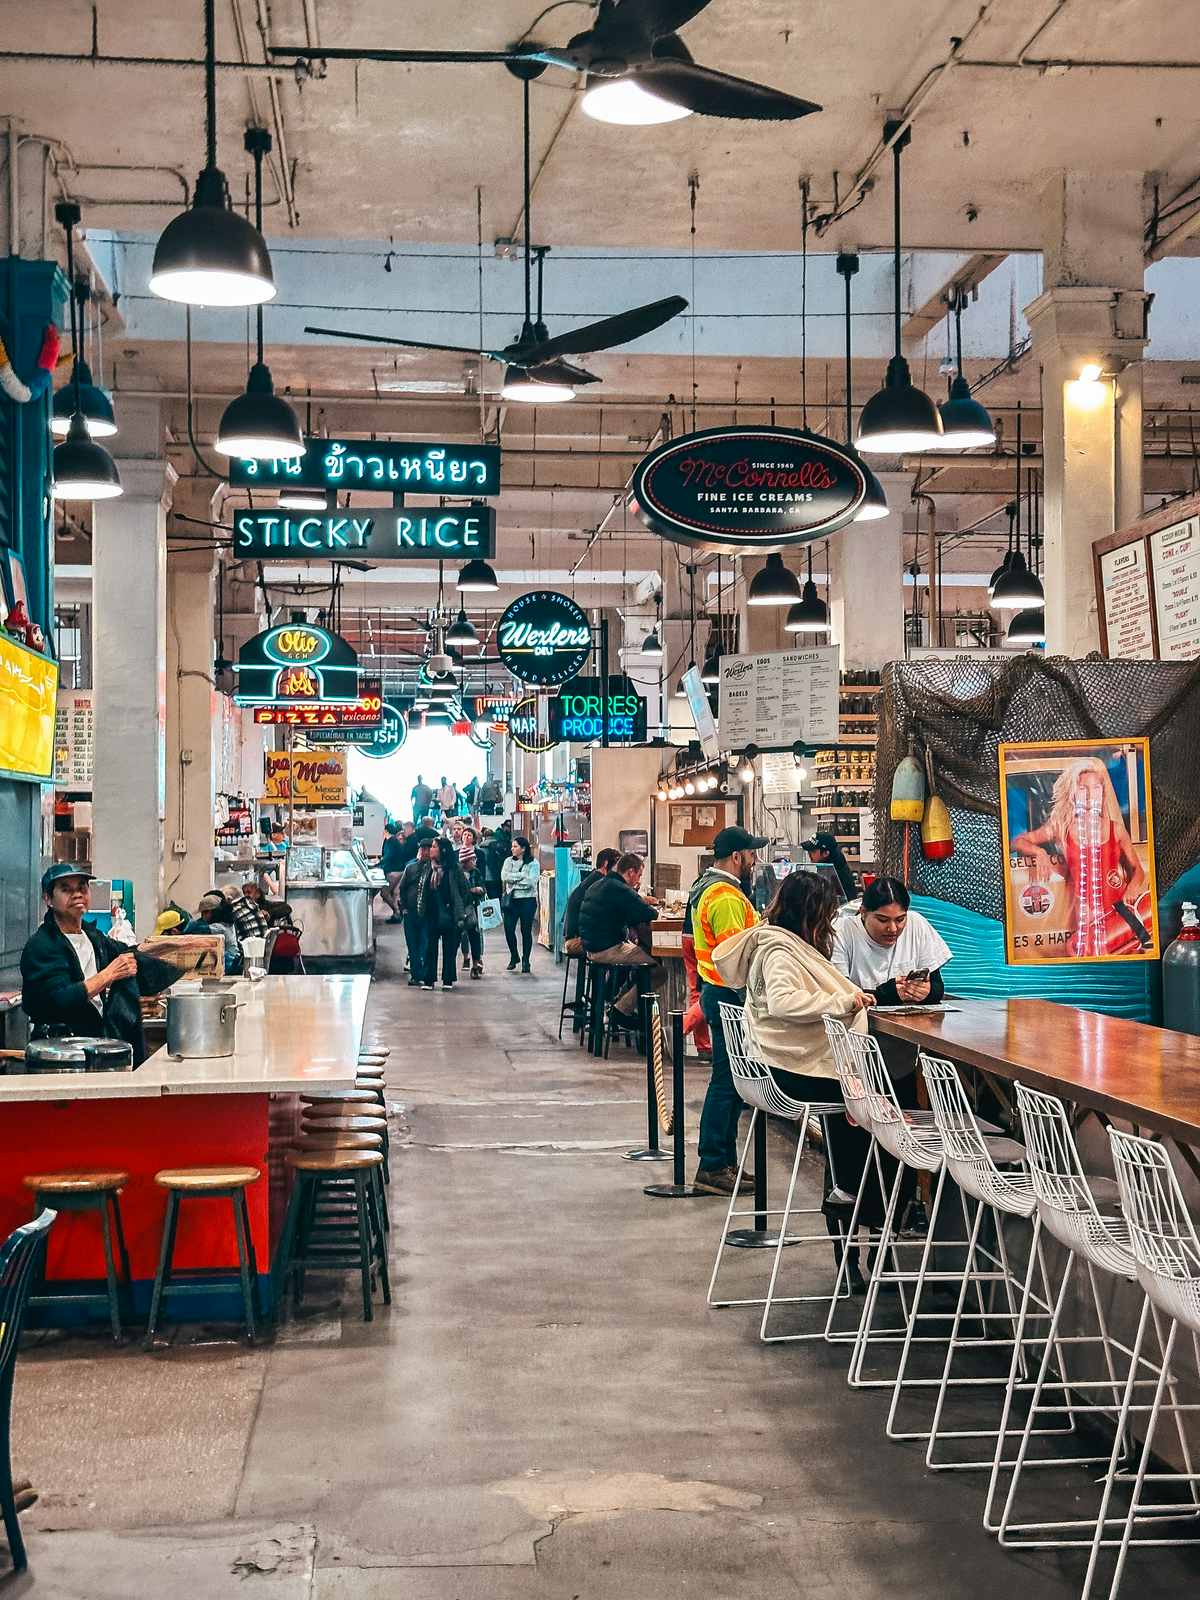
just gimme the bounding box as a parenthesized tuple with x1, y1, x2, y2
(359, 1046, 390, 1057)
(355, 1067, 386, 1077)
(154, 1165, 261, 1190)
(288, 1147, 384, 1173)
(294, 1131, 383, 1152)
(301, 1089, 380, 1105)
(23, 1170, 128, 1193)
(304, 1103, 386, 1121)
(299, 1115, 385, 1134)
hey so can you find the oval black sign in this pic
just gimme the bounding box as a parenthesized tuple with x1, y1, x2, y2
(508, 695, 558, 754)
(497, 590, 593, 687)
(632, 425, 866, 550)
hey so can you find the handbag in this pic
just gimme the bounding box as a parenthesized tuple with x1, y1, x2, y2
(479, 897, 503, 931)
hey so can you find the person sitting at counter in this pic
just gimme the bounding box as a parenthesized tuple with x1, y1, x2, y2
(830, 876, 951, 1008)
(20, 864, 181, 1065)
(579, 852, 667, 1019)
(562, 847, 621, 958)
(229, 882, 272, 941)
(199, 892, 242, 975)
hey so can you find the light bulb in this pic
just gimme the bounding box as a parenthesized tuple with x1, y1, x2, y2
(581, 77, 693, 126)
(500, 370, 575, 403)
(685, 780, 695, 795)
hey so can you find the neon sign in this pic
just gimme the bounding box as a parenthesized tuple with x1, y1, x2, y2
(232, 506, 496, 561)
(236, 623, 360, 707)
(254, 678, 383, 728)
(508, 695, 557, 754)
(496, 591, 593, 687)
(228, 438, 502, 496)
(549, 676, 648, 744)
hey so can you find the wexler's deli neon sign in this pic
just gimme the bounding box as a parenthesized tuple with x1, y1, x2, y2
(632, 424, 866, 551)
(232, 506, 497, 561)
(228, 439, 501, 496)
(496, 590, 593, 688)
(235, 622, 360, 706)
(549, 676, 648, 744)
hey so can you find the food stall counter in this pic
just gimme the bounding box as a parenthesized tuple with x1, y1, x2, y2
(285, 844, 384, 965)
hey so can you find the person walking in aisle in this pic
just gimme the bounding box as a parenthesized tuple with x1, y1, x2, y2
(416, 838, 470, 990)
(501, 835, 540, 973)
(411, 774, 434, 824)
(379, 820, 407, 923)
(688, 826, 768, 1196)
(398, 840, 431, 986)
(457, 827, 487, 978)
(438, 775, 458, 820)
(485, 819, 513, 900)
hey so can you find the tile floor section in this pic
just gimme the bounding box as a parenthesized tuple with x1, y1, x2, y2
(7, 926, 1200, 1596)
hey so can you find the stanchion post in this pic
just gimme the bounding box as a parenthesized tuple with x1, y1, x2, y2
(622, 994, 670, 1163)
(644, 1011, 700, 1198)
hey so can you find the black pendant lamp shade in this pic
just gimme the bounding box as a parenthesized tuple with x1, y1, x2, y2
(51, 358, 116, 438)
(990, 549, 1044, 610)
(641, 626, 663, 659)
(784, 579, 829, 633)
(446, 608, 480, 648)
(700, 644, 721, 684)
(987, 547, 1014, 597)
(1007, 607, 1046, 646)
(747, 552, 802, 606)
(52, 411, 123, 501)
(458, 558, 499, 593)
(150, 0, 274, 307)
(214, 360, 304, 459)
(855, 458, 890, 520)
(856, 127, 943, 455)
(938, 373, 996, 449)
(836, 254, 890, 521)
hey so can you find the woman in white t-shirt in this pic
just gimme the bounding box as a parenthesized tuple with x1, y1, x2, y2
(831, 876, 952, 1009)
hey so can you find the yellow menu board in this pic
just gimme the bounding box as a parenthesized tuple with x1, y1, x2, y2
(263, 748, 347, 807)
(0, 634, 59, 779)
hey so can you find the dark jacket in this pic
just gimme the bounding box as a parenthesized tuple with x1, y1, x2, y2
(398, 859, 426, 915)
(20, 911, 179, 1065)
(579, 874, 656, 953)
(380, 833, 406, 874)
(417, 855, 470, 930)
(460, 861, 487, 927)
(484, 829, 511, 888)
(564, 869, 602, 943)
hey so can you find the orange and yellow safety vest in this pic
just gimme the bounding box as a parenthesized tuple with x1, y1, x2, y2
(689, 868, 757, 986)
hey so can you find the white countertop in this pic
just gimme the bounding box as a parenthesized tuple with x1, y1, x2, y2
(0, 975, 369, 1103)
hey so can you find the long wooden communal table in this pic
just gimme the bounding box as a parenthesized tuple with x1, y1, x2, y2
(871, 996, 1200, 1178)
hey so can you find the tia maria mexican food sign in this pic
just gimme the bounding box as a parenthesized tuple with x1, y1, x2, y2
(632, 425, 866, 550)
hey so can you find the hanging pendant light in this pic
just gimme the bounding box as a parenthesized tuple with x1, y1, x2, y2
(990, 418, 1043, 609)
(446, 608, 480, 648)
(52, 281, 117, 438)
(856, 126, 943, 455)
(700, 643, 721, 684)
(580, 43, 694, 126)
(747, 552, 802, 606)
(214, 131, 302, 460)
(784, 548, 829, 633)
(278, 488, 327, 511)
(640, 627, 663, 659)
(935, 288, 996, 449)
(51, 203, 122, 502)
(458, 558, 499, 593)
(500, 367, 575, 403)
(151, 0, 275, 307)
(1007, 607, 1046, 646)
(836, 251, 890, 520)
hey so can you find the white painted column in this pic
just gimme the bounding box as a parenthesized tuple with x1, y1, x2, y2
(830, 473, 906, 671)
(165, 547, 217, 912)
(1027, 172, 1149, 655)
(91, 400, 174, 932)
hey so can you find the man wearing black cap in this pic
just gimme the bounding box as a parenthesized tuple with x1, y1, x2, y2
(687, 826, 768, 1195)
(20, 865, 180, 1064)
(801, 831, 857, 902)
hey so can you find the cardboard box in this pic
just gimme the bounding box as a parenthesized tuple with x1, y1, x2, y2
(137, 934, 223, 977)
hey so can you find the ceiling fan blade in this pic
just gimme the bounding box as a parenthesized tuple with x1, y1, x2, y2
(269, 45, 524, 64)
(635, 59, 821, 120)
(530, 295, 688, 360)
(530, 358, 603, 386)
(638, 0, 715, 37)
(303, 324, 485, 357)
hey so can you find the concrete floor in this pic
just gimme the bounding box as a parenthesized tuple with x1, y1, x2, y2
(7, 928, 1200, 1596)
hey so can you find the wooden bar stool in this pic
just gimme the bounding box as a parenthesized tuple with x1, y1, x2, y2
(293, 1126, 389, 1231)
(22, 1171, 132, 1342)
(276, 1149, 389, 1321)
(301, 1090, 381, 1108)
(558, 948, 587, 1040)
(144, 1167, 261, 1349)
(302, 1109, 389, 1181)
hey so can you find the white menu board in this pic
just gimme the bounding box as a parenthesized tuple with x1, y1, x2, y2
(760, 751, 803, 794)
(1099, 541, 1155, 659)
(718, 646, 839, 750)
(1150, 515, 1200, 660)
(53, 689, 94, 788)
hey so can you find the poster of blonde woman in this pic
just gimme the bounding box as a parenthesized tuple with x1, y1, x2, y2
(998, 739, 1159, 964)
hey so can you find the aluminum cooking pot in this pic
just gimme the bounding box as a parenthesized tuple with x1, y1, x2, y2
(82, 1039, 134, 1072)
(165, 990, 239, 1060)
(24, 1038, 90, 1073)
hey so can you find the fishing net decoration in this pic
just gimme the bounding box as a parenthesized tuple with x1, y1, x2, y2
(873, 654, 1200, 921)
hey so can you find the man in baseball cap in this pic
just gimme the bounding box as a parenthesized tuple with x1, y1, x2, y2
(801, 831, 856, 901)
(21, 864, 179, 1063)
(685, 824, 769, 1195)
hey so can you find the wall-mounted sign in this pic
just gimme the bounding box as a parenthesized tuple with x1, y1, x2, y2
(1092, 492, 1200, 660)
(681, 664, 720, 759)
(632, 425, 866, 550)
(262, 749, 348, 808)
(232, 506, 496, 561)
(509, 695, 557, 754)
(1098, 542, 1155, 660)
(1150, 515, 1200, 660)
(470, 694, 515, 732)
(0, 634, 59, 782)
(497, 590, 592, 687)
(353, 704, 409, 760)
(549, 676, 648, 744)
(236, 623, 360, 706)
(718, 646, 839, 750)
(54, 687, 94, 788)
(253, 677, 383, 729)
(228, 438, 501, 496)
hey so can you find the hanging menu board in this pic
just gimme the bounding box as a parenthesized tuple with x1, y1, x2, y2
(54, 689, 94, 788)
(1098, 542, 1155, 660)
(718, 646, 839, 751)
(1150, 514, 1200, 661)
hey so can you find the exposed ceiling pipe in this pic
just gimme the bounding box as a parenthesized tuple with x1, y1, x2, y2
(0, 48, 293, 76)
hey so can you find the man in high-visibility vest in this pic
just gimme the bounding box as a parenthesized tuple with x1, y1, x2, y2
(688, 825, 768, 1195)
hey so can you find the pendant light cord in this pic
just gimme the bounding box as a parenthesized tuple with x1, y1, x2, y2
(800, 177, 809, 428)
(62, 213, 81, 414)
(843, 262, 853, 443)
(953, 289, 965, 378)
(204, 0, 217, 173)
(891, 139, 903, 358)
(249, 131, 267, 366)
(522, 77, 532, 331)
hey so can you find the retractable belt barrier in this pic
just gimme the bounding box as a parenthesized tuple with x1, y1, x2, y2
(643, 1012, 702, 1200)
(622, 995, 673, 1164)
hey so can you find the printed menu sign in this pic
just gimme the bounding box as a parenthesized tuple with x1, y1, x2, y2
(1098, 542, 1155, 660)
(1150, 515, 1200, 661)
(718, 646, 839, 750)
(54, 689, 94, 787)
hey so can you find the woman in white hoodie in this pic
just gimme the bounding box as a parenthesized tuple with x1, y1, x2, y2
(712, 869, 875, 1288)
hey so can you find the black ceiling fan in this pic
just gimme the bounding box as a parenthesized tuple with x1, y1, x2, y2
(272, 0, 821, 123)
(307, 70, 689, 393)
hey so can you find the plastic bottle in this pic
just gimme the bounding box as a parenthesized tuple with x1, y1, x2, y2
(1162, 902, 1200, 1037)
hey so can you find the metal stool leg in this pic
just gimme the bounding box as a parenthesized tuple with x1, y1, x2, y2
(231, 1190, 257, 1342)
(145, 1191, 180, 1349)
(109, 1191, 134, 1320)
(705, 1109, 758, 1308)
(96, 1190, 123, 1342)
(354, 1173, 373, 1322)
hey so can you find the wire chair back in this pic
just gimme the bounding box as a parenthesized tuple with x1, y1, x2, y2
(823, 1016, 873, 1128)
(1109, 1128, 1200, 1334)
(1014, 1081, 1134, 1274)
(719, 1002, 811, 1120)
(846, 1029, 943, 1174)
(922, 1053, 1034, 1216)
(1, 1210, 55, 1387)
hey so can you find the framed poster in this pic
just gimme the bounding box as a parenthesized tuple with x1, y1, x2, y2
(998, 738, 1159, 965)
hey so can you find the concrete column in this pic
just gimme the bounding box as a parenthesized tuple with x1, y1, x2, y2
(1027, 173, 1150, 655)
(165, 548, 217, 913)
(831, 474, 906, 671)
(91, 399, 174, 932)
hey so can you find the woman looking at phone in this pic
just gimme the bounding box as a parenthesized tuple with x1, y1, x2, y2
(830, 877, 951, 1008)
